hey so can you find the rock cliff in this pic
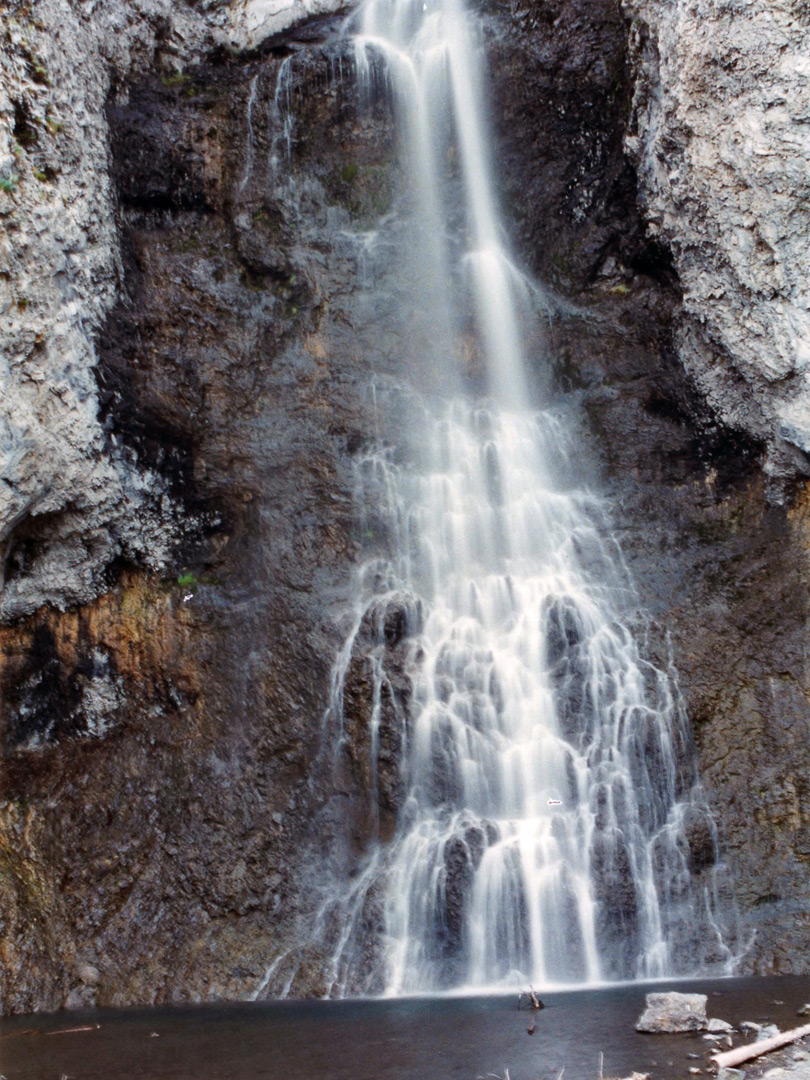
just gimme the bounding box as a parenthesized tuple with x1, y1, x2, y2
(0, 0, 345, 621)
(624, 0, 810, 489)
(2, 0, 810, 1012)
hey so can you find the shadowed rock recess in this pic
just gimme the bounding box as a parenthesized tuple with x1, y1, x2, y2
(1, 0, 810, 1011)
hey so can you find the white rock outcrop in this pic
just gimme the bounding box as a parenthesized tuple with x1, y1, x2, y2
(624, 0, 810, 485)
(635, 990, 708, 1033)
(0, 0, 343, 620)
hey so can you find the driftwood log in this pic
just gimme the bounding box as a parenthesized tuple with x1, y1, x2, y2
(710, 1022, 810, 1071)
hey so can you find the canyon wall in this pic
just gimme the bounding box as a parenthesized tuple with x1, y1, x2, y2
(624, 0, 810, 488)
(1, 0, 810, 1011)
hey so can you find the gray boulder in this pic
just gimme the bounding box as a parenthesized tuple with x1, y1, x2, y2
(635, 991, 708, 1033)
(708, 1018, 735, 1034)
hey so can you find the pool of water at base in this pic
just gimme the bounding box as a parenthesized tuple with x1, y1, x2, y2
(3, 976, 810, 1080)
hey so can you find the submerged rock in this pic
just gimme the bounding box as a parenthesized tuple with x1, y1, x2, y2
(635, 991, 708, 1033)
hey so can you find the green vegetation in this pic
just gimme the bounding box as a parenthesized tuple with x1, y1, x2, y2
(0, 172, 19, 194)
(161, 71, 191, 88)
(340, 161, 360, 183)
(174, 570, 222, 593)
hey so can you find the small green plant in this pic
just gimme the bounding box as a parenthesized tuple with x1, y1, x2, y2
(0, 172, 19, 194)
(45, 116, 63, 136)
(609, 283, 629, 296)
(340, 162, 360, 183)
(177, 572, 198, 590)
(17, 298, 29, 311)
(161, 71, 191, 88)
(33, 168, 47, 182)
(31, 62, 49, 85)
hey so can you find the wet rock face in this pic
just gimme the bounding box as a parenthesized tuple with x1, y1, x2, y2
(485, 0, 810, 978)
(341, 595, 415, 841)
(0, 22, 398, 1011)
(0, 0, 346, 623)
(0, 0, 224, 623)
(2, 0, 810, 1012)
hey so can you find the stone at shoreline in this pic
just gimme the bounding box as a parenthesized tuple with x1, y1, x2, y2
(708, 1018, 735, 1034)
(635, 992, 708, 1033)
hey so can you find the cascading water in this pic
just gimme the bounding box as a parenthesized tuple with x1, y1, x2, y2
(258, 0, 741, 997)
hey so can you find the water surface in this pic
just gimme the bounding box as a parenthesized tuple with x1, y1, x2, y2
(4, 976, 810, 1080)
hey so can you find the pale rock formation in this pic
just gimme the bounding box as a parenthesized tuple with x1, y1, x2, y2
(635, 990, 708, 1033)
(624, 0, 810, 488)
(0, 0, 343, 621)
(708, 1018, 736, 1034)
(225, 0, 347, 48)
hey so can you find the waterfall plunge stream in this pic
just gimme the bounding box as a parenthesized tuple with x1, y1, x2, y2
(260, 0, 739, 998)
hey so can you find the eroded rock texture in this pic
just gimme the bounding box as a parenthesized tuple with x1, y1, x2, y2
(0, 0, 346, 620)
(1, 8, 392, 1010)
(2, 0, 810, 1012)
(624, 0, 810, 486)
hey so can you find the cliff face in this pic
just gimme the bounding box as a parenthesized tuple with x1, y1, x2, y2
(0, 0, 346, 621)
(624, 0, 810, 488)
(0, 0, 375, 1011)
(2, 0, 810, 1012)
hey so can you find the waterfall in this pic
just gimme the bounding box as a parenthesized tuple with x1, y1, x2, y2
(239, 73, 260, 191)
(259, 0, 741, 997)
